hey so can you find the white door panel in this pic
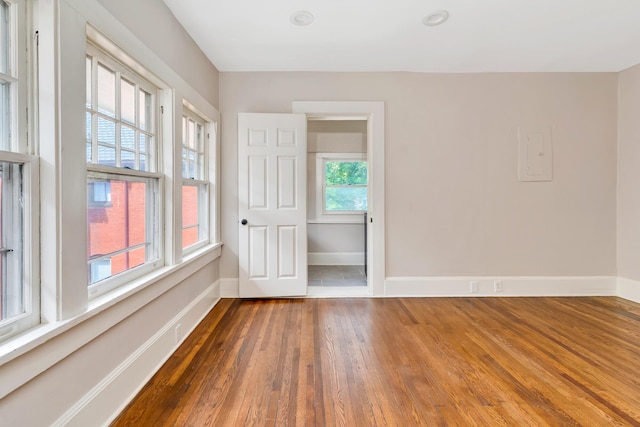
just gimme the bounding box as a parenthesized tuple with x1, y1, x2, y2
(238, 113, 307, 297)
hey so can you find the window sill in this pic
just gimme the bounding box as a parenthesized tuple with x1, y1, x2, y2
(0, 242, 222, 398)
(88, 242, 222, 311)
(308, 219, 365, 224)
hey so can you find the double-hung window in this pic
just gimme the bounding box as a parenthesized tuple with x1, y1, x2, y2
(181, 107, 209, 253)
(316, 153, 368, 219)
(85, 44, 162, 297)
(0, 0, 39, 341)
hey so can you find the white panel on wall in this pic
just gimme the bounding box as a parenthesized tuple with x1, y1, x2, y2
(518, 127, 553, 181)
(278, 226, 297, 278)
(248, 129, 268, 147)
(249, 156, 268, 209)
(277, 129, 297, 147)
(526, 133, 545, 176)
(249, 226, 268, 279)
(278, 156, 297, 209)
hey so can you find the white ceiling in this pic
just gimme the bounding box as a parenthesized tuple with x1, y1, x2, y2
(162, 0, 640, 73)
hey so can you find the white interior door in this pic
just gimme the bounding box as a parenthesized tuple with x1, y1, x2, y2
(238, 113, 307, 297)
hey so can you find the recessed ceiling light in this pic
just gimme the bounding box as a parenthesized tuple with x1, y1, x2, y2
(423, 10, 449, 27)
(290, 11, 314, 26)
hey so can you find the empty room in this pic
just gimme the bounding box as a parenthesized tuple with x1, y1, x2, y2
(1, 0, 640, 425)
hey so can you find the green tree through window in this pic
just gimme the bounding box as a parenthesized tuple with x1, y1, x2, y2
(324, 160, 367, 211)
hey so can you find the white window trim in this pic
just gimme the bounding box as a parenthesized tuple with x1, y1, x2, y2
(181, 100, 219, 255)
(315, 152, 367, 223)
(0, 0, 39, 342)
(86, 43, 159, 172)
(0, 0, 29, 154)
(181, 105, 210, 254)
(181, 106, 207, 180)
(86, 39, 165, 299)
(0, 152, 39, 342)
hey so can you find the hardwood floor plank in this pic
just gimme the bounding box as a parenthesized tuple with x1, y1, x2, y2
(112, 297, 640, 426)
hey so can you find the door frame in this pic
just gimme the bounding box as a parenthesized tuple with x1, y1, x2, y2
(292, 101, 385, 296)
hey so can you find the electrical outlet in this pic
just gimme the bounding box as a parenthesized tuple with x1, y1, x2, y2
(175, 323, 182, 344)
(470, 281, 479, 293)
(494, 281, 502, 292)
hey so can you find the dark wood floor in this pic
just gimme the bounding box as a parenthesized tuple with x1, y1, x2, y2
(112, 297, 640, 426)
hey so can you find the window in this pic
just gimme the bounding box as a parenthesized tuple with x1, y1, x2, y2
(1, 163, 25, 321)
(88, 181, 112, 207)
(316, 153, 367, 219)
(0, 0, 39, 341)
(86, 44, 162, 297)
(90, 259, 111, 284)
(181, 107, 209, 252)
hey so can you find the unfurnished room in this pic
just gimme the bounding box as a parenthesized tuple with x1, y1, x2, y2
(1, 0, 640, 425)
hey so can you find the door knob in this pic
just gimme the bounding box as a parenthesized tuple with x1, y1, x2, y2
(241, 218, 248, 225)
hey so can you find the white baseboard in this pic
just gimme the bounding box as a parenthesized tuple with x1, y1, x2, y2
(617, 277, 640, 303)
(308, 252, 365, 266)
(54, 280, 221, 427)
(220, 278, 239, 298)
(384, 276, 617, 297)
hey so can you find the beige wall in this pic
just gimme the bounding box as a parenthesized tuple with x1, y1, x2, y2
(308, 224, 365, 254)
(220, 72, 618, 278)
(97, 0, 219, 108)
(307, 120, 367, 153)
(618, 63, 640, 281)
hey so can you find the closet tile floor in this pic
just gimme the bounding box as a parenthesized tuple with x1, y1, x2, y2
(308, 265, 367, 287)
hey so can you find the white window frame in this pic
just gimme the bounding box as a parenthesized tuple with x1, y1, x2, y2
(315, 152, 367, 223)
(0, 154, 38, 341)
(0, 0, 39, 342)
(86, 42, 164, 299)
(86, 44, 158, 172)
(181, 104, 210, 254)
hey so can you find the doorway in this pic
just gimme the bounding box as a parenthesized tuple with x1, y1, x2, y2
(293, 101, 385, 297)
(237, 102, 384, 298)
(306, 119, 368, 288)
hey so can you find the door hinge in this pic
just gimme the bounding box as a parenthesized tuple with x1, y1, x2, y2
(35, 31, 39, 46)
(160, 106, 164, 114)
